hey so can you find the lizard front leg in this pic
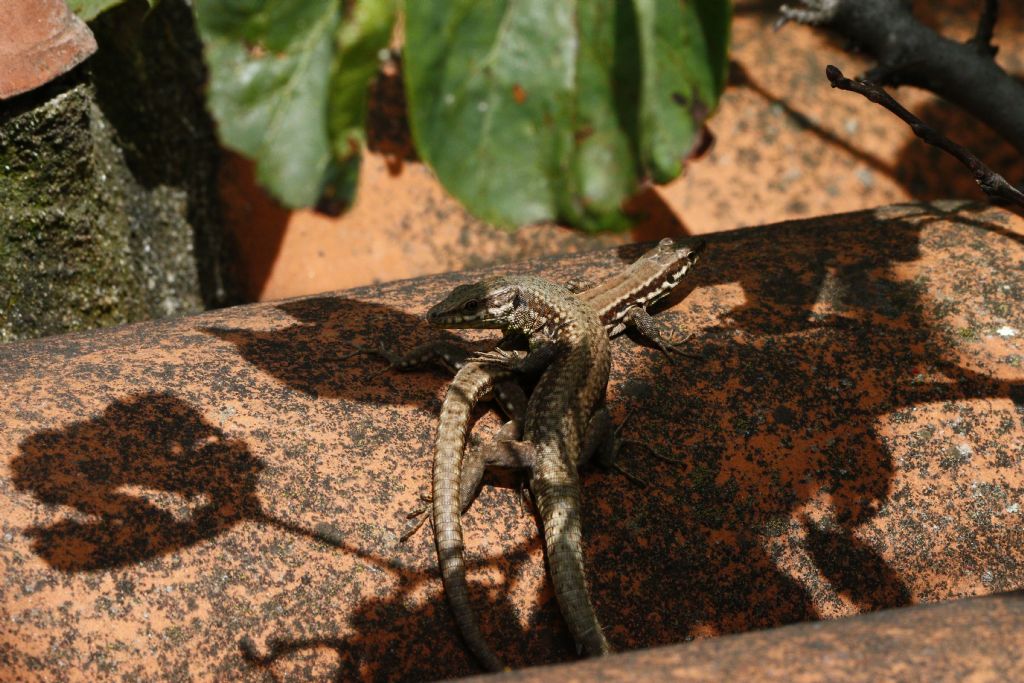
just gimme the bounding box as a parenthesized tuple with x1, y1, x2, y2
(576, 406, 692, 490)
(345, 340, 530, 420)
(619, 305, 696, 360)
(342, 339, 472, 374)
(421, 398, 681, 544)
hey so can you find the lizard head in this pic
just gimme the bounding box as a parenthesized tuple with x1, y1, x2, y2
(426, 278, 519, 329)
(639, 238, 706, 307)
(647, 238, 705, 270)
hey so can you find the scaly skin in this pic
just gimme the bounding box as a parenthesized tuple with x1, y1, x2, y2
(431, 362, 518, 672)
(514, 318, 612, 659)
(423, 238, 705, 528)
(347, 238, 704, 421)
(421, 240, 704, 670)
(427, 274, 612, 669)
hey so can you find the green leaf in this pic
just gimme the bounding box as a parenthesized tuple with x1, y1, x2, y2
(330, 0, 397, 161)
(405, 0, 731, 231)
(194, 0, 395, 208)
(692, 0, 732, 96)
(68, 0, 157, 22)
(405, 1, 575, 227)
(634, 0, 732, 182)
(194, 0, 339, 207)
(197, 0, 342, 206)
(563, 0, 648, 230)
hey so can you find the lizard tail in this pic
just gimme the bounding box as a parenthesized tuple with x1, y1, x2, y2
(531, 461, 611, 658)
(433, 366, 505, 672)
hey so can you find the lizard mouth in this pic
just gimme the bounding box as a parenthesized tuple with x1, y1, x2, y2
(427, 312, 496, 328)
(427, 300, 507, 328)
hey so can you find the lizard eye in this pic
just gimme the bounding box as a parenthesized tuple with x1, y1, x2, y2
(463, 299, 480, 314)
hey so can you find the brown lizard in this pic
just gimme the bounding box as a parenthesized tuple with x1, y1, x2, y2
(426, 274, 613, 669)
(345, 238, 704, 423)
(422, 240, 703, 669)
(396, 238, 705, 537)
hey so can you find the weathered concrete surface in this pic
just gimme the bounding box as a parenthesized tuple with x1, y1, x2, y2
(0, 201, 1022, 680)
(0, 0, 97, 99)
(0, 0, 237, 343)
(481, 591, 1024, 682)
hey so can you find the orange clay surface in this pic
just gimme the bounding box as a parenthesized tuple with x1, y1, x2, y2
(219, 0, 1024, 302)
(0, 0, 96, 99)
(1, 202, 1023, 680)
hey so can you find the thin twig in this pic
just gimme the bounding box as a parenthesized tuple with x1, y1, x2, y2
(825, 64, 1024, 208)
(968, 0, 999, 56)
(779, 0, 1024, 153)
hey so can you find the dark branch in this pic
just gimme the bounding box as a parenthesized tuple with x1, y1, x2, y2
(825, 65, 1024, 208)
(778, 0, 1024, 154)
(968, 0, 999, 56)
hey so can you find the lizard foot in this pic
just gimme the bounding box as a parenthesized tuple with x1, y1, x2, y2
(340, 342, 405, 379)
(654, 331, 701, 362)
(515, 479, 532, 516)
(468, 347, 524, 370)
(610, 407, 689, 485)
(622, 439, 689, 465)
(609, 462, 649, 487)
(398, 493, 432, 543)
(621, 306, 699, 363)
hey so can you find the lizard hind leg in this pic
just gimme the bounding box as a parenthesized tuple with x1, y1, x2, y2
(612, 406, 690, 473)
(472, 438, 538, 470)
(341, 340, 472, 375)
(579, 407, 649, 487)
(581, 407, 687, 487)
(578, 407, 619, 469)
(399, 421, 530, 543)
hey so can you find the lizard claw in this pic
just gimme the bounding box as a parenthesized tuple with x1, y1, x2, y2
(611, 462, 649, 487)
(614, 407, 637, 438)
(399, 512, 429, 543)
(622, 439, 689, 466)
(656, 331, 700, 362)
(399, 498, 433, 543)
(610, 409, 687, 487)
(338, 343, 369, 362)
(516, 480, 532, 516)
(396, 492, 433, 543)
(468, 347, 522, 369)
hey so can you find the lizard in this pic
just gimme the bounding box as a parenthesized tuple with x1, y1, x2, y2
(425, 273, 614, 670)
(347, 238, 704, 400)
(421, 240, 704, 669)
(390, 238, 705, 539)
